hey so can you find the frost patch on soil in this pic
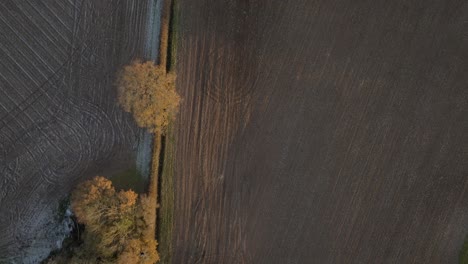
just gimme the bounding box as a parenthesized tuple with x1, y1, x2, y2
(145, 0, 162, 61)
(136, 130, 154, 181)
(136, 0, 161, 181)
(6, 207, 74, 264)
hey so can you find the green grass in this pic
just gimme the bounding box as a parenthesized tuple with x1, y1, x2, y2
(461, 236, 468, 264)
(109, 166, 146, 193)
(167, 0, 179, 72)
(157, 122, 175, 264)
(157, 1, 178, 262)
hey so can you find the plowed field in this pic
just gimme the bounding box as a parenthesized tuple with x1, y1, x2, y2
(172, 0, 468, 263)
(0, 1, 156, 262)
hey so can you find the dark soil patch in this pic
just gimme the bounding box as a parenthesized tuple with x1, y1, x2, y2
(0, 0, 156, 261)
(172, 0, 468, 263)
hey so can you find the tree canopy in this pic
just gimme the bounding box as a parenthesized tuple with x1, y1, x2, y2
(46, 176, 160, 263)
(117, 60, 180, 134)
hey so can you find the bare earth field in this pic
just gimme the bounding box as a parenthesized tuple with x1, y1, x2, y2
(0, 1, 157, 262)
(173, 0, 468, 263)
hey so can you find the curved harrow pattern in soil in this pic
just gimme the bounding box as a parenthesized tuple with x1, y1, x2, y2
(0, 0, 154, 262)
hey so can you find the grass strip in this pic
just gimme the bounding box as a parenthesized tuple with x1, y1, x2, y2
(156, 0, 178, 262)
(157, 122, 175, 264)
(149, 131, 162, 237)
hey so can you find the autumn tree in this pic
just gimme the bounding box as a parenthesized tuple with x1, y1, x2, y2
(66, 176, 160, 263)
(117, 60, 180, 134)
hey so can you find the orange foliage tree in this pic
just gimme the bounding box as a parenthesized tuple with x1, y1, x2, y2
(68, 176, 160, 263)
(117, 60, 180, 134)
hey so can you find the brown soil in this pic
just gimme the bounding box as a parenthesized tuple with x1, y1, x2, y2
(172, 0, 468, 263)
(0, 0, 154, 262)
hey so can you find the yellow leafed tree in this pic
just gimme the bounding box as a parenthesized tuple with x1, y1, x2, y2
(117, 60, 180, 134)
(68, 176, 160, 263)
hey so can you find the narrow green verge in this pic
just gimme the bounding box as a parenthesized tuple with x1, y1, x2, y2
(167, 0, 179, 72)
(461, 236, 468, 264)
(157, 122, 175, 264)
(156, 0, 178, 262)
